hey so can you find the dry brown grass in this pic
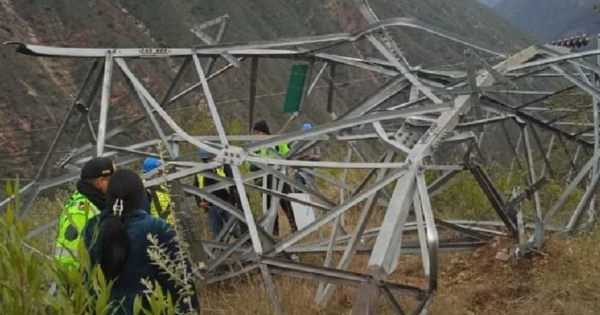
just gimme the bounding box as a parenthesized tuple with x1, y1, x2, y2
(21, 150, 600, 315)
(200, 223, 600, 315)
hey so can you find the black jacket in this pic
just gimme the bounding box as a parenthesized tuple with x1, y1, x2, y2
(193, 164, 238, 206)
(83, 210, 200, 314)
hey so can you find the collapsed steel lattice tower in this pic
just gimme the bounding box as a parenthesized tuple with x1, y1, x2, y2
(3, 1, 600, 313)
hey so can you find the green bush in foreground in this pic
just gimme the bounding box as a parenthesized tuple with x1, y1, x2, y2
(0, 179, 194, 315)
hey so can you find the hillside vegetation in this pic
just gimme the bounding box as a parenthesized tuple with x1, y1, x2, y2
(0, 0, 530, 183)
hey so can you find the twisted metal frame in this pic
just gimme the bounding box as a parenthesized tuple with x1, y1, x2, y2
(3, 2, 600, 313)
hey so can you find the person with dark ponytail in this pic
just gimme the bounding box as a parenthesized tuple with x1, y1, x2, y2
(83, 169, 200, 314)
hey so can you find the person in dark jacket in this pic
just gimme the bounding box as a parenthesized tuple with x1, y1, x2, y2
(251, 120, 298, 236)
(83, 169, 200, 314)
(193, 148, 239, 239)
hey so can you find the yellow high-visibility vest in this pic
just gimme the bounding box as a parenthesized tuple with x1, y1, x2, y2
(149, 187, 174, 225)
(55, 191, 100, 268)
(197, 166, 226, 189)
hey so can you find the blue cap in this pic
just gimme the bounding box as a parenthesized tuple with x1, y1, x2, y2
(302, 123, 312, 131)
(142, 157, 162, 173)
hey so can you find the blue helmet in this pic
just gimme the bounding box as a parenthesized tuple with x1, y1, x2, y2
(142, 157, 162, 173)
(302, 123, 312, 131)
(199, 147, 211, 159)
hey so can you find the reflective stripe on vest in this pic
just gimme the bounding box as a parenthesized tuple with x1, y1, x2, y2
(54, 191, 99, 267)
(55, 246, 77, 259)
(197, 166, 226, 189)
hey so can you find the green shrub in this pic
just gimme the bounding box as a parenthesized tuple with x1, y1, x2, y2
(1, 179, 198, 315)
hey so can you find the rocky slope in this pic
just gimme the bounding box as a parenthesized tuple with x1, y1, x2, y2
(0, 0, 530, 181)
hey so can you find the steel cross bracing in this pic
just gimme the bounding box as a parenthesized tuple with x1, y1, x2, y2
(3, 6, 600, 314)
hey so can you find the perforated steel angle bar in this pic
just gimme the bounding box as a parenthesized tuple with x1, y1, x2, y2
(412, 188, 430, 278)
(205, 211, 288, 272)
(246, 103, 452, 152)
(211, 217, 238, 250)
(206, 233, 250, 271)
(259, 264, 283, 315)
(191, 27, 239, 68)
(317, 151, 396, 304)
(363, 167, 418, 284)
(69, 61, 231, 161)
(549, 65, 600, 100)
(198, 171, 328, 210)
(538, 45, 600, 76)
(297, 168, 355, 193)
(260, 257, 425, 298)
(367, 35, 443, 104)
(96, 51, 114, 156)
(103, 145, 159, 159)
(288, 240, 486, 255)
(458, 116, 515, 129)
(337, 75, 409, 120)
(505, 178, 548, 218)
(416, 173, 439, 292)
(18, 185, 41, 218)
(308, 62, 329, 96)
(114, 58, 219, 155)
(203, 264, 259, 285)
(427, 170, 460, 195)
(468, 162, 517, 236)
(121, 68, 176, 159)
(544, 151, 600, 224)
(373, 121, 411, 155)
(523, 125, 543, 220)
(316, 214, 343, 300)
(530, 125, 556, 179)
(200, 170, 267, 194)
(590, 72, 600, 224)
(248, 57, 259, 133)
(566, 169, 600, 233)
(380, 284, 407, 315)
(313, 53, 398, 76)
(74, 139, 161, 165)
(568, 144, 582, 182)
(247, 154, 407, 170)
(159, 56, 191, 108)
(266, 167, 407, 256)
(231, 164, 266, 256)
(355, 17, 506, 57)
(252, 163, 336, 208)
(191, 54, 230, 146)
(316, 146, 353, 300)
(181, 184, 245, 221)
(507, 48, 600, 73)
(465, 50, 481, 120)
(434, 219, 493, 242)
(515, 85, 577, 110)
(35, 59, 99, 181)
(144, 162, 222, 188)
(540, 134, 555, 178)
(353, 52, 526, 313)
(71, 62, 105, 148)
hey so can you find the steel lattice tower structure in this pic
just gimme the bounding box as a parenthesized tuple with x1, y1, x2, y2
(3, 1, 600, 313)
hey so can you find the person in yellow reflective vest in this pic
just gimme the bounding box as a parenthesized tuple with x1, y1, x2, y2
(54, 157, 115, 268)
(251, 120, 297, 236)
(142, 157, 174, 225)
(193, 148, 239, 239)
